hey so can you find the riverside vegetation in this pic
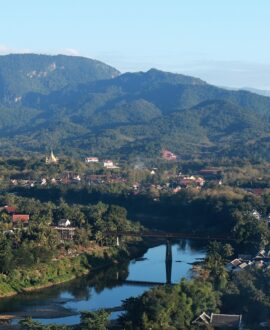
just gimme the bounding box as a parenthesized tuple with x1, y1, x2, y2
(0, 195, 141, 297)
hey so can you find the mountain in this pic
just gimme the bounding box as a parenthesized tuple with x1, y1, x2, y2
(0, 54, 270, 160)
(241, 87, 270, 97)
(0, 54, 120, 103)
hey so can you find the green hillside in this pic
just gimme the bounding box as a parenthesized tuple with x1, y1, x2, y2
(0, 53, 119, 102)
(0, 55, 270, 160)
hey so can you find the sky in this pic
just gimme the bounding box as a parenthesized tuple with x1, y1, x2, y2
(1, 0, 270, 89)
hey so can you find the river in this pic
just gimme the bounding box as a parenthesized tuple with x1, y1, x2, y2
(0, 240, 206, 326)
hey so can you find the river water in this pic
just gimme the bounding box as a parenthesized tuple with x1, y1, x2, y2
(0, 240, 206, 326)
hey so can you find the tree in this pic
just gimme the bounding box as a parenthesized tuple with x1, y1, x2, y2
(234, 217, 269, 253)
(19, 317, 68, 330)
(80, 310, 110, 330)
(120, 279, 219, 329)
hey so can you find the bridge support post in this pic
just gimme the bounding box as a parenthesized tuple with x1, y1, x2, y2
(165, 239, 172, 284)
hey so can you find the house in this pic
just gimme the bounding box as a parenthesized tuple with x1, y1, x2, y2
(54, 220, 75, 240)
(103, 160, 119, 169)
(72, 175, 81, 183)
(41, 178, 47, 185)
(196, 177, 205, 186)
(162, 149, 177, 161)
(104, 160, 114, 167)
(226, 258, 244, 272)
(238, 262, 248, 270)
(85, 157, 99, 163)
(58, 219, 71, 227)
(210, 314, 242, 329)
(55, 227, 75, 240)
(193, 312, 242, 329)
(12, 214, 30, 226)
(4, 206, 16, 214)
(251, 209, 261, 220)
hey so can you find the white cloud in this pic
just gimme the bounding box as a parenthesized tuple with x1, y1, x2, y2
(59, 48, 80, 56)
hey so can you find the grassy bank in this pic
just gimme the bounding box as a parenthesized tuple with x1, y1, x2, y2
(0, 241, 150, 298)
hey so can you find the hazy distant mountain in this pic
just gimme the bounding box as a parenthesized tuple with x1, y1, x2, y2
(0, 54, 270, 160)
(240, 87, 270, 97)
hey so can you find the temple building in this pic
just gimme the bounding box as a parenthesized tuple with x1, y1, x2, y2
(45, 150, 59, 164)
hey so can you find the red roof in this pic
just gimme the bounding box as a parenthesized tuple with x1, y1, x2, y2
(12, 214, 30, 222)
(4, 206, 16, 214)
(162, 150, 177, 160)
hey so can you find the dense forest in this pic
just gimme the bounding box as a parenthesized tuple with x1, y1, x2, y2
(1, 54, 270, 160)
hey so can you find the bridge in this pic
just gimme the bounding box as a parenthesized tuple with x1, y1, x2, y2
(106, 230, 234, 284)
(105, 230, 234, 241)
(106, 230, 234, 251)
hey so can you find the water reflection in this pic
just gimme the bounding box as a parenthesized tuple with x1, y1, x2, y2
(0, 240, 206, 326)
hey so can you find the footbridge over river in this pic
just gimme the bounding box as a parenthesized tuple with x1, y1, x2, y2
(105, 231, 234, 285)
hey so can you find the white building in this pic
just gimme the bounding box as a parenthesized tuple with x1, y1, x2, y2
(103, 160, 119, 169)
(58, 219, 71, 227)
(85, 157, 99, 163)
(252, 209, 261, 220)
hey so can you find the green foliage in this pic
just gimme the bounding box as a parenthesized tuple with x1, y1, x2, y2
(204, 242, 233, 289)
(0, 53, 119, 100)
(80, 310, 110, 330)
(234, 216, 270, 253)
(19, 310, 109, 330)
(19, 316, 69, 329)
(0, 192, 140, 297)
(120, 279, 219, 329)
(222, 268, 270, 325)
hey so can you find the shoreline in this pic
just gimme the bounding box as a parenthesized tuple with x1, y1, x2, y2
(0, 239, 153, 301)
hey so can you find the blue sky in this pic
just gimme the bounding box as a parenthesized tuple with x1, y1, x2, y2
(1, 0, 270, 88)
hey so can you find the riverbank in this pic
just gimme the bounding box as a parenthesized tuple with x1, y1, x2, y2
(0, 240, 207, 329)
(0, 239, 151, 300)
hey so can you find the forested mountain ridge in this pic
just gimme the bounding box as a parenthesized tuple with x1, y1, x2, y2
(0, 54, 270, 160)
(0, 53, 120, 102)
